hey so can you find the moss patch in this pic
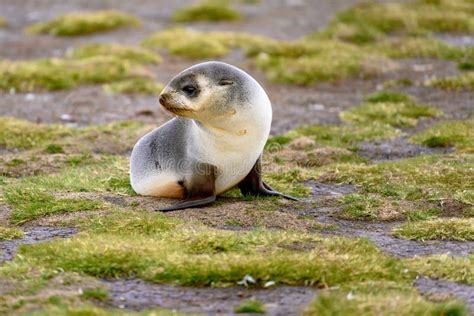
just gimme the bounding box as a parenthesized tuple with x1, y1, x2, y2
(0, 226, 24, 240)
(340, 91, 442, 128)
(411, 119, 474, 152)
(305, 281, 467, 315)
(68, 43, 162, 64)
(26, 10, 140, 36)
(235, 299, 265, 313)
(393, 218, 474, 241)
(172, 1, 241, 22)
(425, 72, 474, 91)
(404, 253, 474, 285)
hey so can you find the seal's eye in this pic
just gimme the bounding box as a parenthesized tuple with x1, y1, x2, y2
(218, 79, 234, 86)
(182, 85, 197, 96)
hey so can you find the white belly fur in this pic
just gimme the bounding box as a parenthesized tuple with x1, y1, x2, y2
(131, 173, 184, 198)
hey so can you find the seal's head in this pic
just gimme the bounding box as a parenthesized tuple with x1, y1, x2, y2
(159, 62, 271, 129)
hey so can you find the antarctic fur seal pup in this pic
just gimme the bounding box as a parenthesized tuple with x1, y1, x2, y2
(130, 61, 296, 211)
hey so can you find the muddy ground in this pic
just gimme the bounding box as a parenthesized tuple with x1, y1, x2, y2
(0, 0, 473, 315)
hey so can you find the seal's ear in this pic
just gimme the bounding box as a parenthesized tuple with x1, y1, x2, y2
(218, 79, 234, 86)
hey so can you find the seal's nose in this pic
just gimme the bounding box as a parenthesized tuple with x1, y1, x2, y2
(159, 93, 168, 106)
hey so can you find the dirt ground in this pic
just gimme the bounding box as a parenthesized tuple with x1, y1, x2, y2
(0, 0, 473, 315)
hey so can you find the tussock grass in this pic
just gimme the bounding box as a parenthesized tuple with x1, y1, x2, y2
(340, 91, 442, 127)
(0, 226, 24, 240)
(10, 229, 405, 286)
(104, 78, 164, 95)
(319, 0, 474, 44)
(4, 188, 102, 224)
(142, 28, 275, 59)
(26, 10, 140, 36)
(404, 253, 474, 285)
(318, 154, 474, 205)
(305, 281, 467, 315)
(68, 43, 162, 64)
(0, 117, 147, 152)
(371, 37, 474, 61)
(172, 1, 241, 22)
(0, 117, 71, 149)
(0, 57, 152, 92)
(425, 72, 474, 91)
(267, 123, 400, 150)
(142, 28, 391, 83)
(411, 119, 474, 152)
(393, 218, 474, 241)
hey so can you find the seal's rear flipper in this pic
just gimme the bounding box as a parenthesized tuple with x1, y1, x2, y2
(157, 163, 217, 212)
(238, 157, 299, 201)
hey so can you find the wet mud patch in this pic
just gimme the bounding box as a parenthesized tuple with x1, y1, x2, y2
(103, 279, 316, 316)
(0, 226, 77, 262)
(357, 137, 452, 162)
(415, 277, 474, 311)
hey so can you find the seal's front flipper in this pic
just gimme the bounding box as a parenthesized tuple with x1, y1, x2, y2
(158, 163, 217, 212)
(158, 195, 216, 212)
(238, 157, 299, 201)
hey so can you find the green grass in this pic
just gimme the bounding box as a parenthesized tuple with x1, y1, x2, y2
(0, 56, 152, 92)
(44, 144, 64, 154)
(68, 43, 162, 64)
(338, 194, 382, 220)
(340, 91, 442, 127)
(235, 299, 265, 313)
(4, 188, 102, 224)
(0, 226, 24, 240)
(4, 227, 405, 287)
(104, 78, 164, 95)
(411, 119, 474, 152)
(0, 117, 71, 149)
(317, 154, 474, 205)
(142, 28, 230, 59)
(274, 122, 400, 150)
(254, 40, 387, 85)
(81, 287, 108, 301)
(26, 10, 140, 36)
(172, 1, 241, 22)
(142, 29, 390, 83)
(371, 37, 474, 61)
(404, 253, 474, 285)
(425, 72, 474, 91)
(305, 281, 467, 316)
(318, 0, 474, 44)
(393, 218, 474, 241)
(0, 117, 147, 152)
